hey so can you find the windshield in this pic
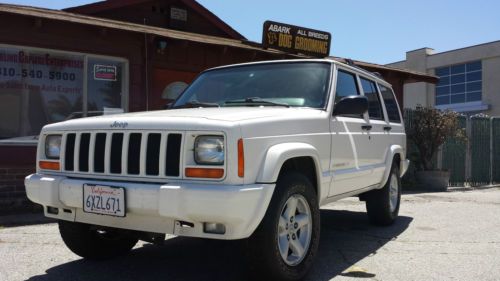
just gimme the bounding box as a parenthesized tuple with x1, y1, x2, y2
(172, 62, 331, 109)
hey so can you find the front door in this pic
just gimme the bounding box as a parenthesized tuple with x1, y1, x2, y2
(329, 69, 372, 196)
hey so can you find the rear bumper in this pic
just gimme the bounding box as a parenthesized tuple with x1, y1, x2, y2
(25, 173, 275, 240)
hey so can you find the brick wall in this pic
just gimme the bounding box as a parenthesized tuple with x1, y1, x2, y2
(0, 166, 37, 214)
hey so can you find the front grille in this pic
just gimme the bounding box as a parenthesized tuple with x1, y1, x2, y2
(63, 131, 182, 178)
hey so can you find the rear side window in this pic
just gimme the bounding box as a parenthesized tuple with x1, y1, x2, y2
(379, 85, 401, 123)
(360, 78, 383, 120)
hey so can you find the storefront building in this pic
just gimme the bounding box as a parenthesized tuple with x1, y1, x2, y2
(0, 1, 436, 211)
(0, 1, 297, 211)
(388, 40, 500, 115)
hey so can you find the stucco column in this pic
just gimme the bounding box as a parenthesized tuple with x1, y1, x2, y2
(403, 48, 435, 109)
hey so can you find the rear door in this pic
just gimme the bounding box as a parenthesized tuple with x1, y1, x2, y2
(378, 84, 405, 163)
(359, 76, 388, 186)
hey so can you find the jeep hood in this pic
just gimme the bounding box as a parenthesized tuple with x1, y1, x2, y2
(42, 107, 326, 132)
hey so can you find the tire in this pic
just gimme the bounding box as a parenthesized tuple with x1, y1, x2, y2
(247, 172, 320, 281)
(365, 162, 401, 226)
(58, 220, 138, 259)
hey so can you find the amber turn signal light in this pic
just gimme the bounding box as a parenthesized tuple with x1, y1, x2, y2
(39, 161, 60, 171)
(238, 139, 244, 178)
(185, 168, 224, 179)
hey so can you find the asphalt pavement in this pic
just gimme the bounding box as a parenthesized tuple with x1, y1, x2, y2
(1, 188, 499, 281)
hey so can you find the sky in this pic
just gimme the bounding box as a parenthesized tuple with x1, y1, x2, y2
(2, 0, 500, 64)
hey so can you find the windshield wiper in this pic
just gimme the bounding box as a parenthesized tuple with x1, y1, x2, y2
(172, 100, 220, 109)
(224, 97, 290, 107)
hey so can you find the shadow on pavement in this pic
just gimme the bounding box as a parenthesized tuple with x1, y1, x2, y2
(26, 209, 412, 281)
(307, 210, 412, 281)
(0, 213, 55, 228)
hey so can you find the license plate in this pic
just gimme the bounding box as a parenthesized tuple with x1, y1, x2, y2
(83, 184, 126, 217)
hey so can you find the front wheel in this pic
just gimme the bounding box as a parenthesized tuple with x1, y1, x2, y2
(59, 221, 138, 259)
(247, 172, 320, 281)
(365, 163, 401, 226)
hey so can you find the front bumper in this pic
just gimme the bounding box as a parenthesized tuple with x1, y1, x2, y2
(25, 174, 275, 240)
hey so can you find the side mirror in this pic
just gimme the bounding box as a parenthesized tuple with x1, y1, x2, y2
(332, 95, 368, 116)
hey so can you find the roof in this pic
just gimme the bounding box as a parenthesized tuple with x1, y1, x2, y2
(331, 57, 439, 84)
(64, 0, 245, 40)
(0, 4, 295, 56)
(208, 58, 388, 84)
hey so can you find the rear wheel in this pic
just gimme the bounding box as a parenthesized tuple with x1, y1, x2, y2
(365, 163, 401, 226)
(247, 172, 320, 281)
(59, 221, 138, 259)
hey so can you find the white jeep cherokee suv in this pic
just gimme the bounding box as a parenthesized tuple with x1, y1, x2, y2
(26, 59, 408, 280)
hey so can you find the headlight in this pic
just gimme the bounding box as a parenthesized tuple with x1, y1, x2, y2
(194, 136, 224, 165)
(45, 135, 62, 159)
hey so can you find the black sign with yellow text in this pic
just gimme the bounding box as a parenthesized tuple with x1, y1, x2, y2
(262, 21, 331, 57)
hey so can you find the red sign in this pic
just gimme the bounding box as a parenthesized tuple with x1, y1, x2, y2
(94, 65, 117, 81)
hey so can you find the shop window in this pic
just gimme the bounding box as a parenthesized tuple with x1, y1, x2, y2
(435, 61, 482, 105)
(0, 45, 127, 143)
(87, 58, 125, 117)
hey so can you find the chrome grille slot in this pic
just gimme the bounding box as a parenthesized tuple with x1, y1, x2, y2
(79, 133, 90, 172)
(166, 133, 182, 177)
(146, 133, 161, 175)
(127, 133, 142, 175)
(61, 131, 182, 179)
(110, 133, 123, 174)
(94, 133, 106, 173)
(64, 133, 76, 171)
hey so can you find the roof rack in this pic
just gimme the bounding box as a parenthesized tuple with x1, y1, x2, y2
(371, 72, 384, 79)
(344, 58, 386, 81)
(345, 58, 355, 66)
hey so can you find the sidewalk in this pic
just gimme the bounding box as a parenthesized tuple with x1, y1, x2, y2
(403, 183, 500, 193)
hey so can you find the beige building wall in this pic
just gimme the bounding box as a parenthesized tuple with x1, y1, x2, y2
(388, 60, 406, 69)
(482, 56, 500, 116)
(388, 48, 436, 109)
(403, 82, 429, 108)
(387, 40, 500, 115)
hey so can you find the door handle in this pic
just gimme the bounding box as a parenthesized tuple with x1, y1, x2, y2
(383, 126, 392, 131)
(361, 125, 372, 131)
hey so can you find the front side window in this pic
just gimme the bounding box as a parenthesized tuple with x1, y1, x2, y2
(335, 70, 359, 104)
(360, 78, 383, 120)
(435, 61, 482, 105)
(173, 62, 331, 109)
(0, 45, 127, 143)
(379, 85, 401, 123)
(334, 70, 362, 118)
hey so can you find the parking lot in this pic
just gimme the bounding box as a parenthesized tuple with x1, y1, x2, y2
(1, 188, 499, 281)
